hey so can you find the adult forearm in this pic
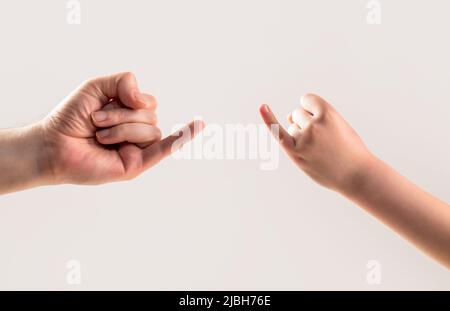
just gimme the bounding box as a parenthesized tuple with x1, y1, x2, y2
(342, 155, 450, 268)
(0, 123, 51, 195)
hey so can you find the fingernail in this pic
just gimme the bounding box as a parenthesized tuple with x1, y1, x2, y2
(194, 116, 205, 129)
(97, 129, 110, 138)
(287, 113, 293, 123)
(92, 111, 108, 122)
(134, 92, 150, 108)
(262, 104, 270, 113)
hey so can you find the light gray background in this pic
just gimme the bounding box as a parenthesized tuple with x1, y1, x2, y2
(0, 0, 449, 290)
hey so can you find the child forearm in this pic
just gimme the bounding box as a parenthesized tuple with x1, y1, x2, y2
(260, 94, 450, 269)
(343, 155, 450, 268)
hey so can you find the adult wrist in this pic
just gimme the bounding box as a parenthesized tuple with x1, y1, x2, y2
(0, 123, 54, 194)
(20, 122, 56, 188)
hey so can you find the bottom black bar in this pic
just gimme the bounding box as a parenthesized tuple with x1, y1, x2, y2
(1, 291, 448, 309)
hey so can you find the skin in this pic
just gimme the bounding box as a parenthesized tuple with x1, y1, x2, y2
(260, 94, 450, 269)
(0, 74, 448, 269)
(0, 72, 204, 194)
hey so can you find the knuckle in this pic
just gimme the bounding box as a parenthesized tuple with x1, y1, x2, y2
(98, 111, 111, 123)
(302, 93, 325, 110)
(288, 124, 299, 136)
(121, 71, 135, 80)
(111, 125, 124, 140)
(145, 110, 157, 124)
(152, 113, 158, 123)
(153, 127, 162, 139)
(81, 77, 105, 97)
(82, 77, 100, 90)
(314, 109, 326, 122)
(292, 109, 302, 123)
(302, 121, 313, 131)
(148, 94, 158, 108)
(302, 93, 318, 102)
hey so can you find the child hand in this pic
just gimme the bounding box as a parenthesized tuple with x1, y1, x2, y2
(260, 94, 374, 192)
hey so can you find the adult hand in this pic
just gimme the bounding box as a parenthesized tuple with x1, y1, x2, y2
(44, 72, 205, 185)
(0, 72, 204, 194)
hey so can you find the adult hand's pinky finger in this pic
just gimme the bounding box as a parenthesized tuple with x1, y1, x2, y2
(142, 119, 205, 167)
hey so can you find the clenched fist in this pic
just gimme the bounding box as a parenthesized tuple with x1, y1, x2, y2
(0, 72, 204, 193)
